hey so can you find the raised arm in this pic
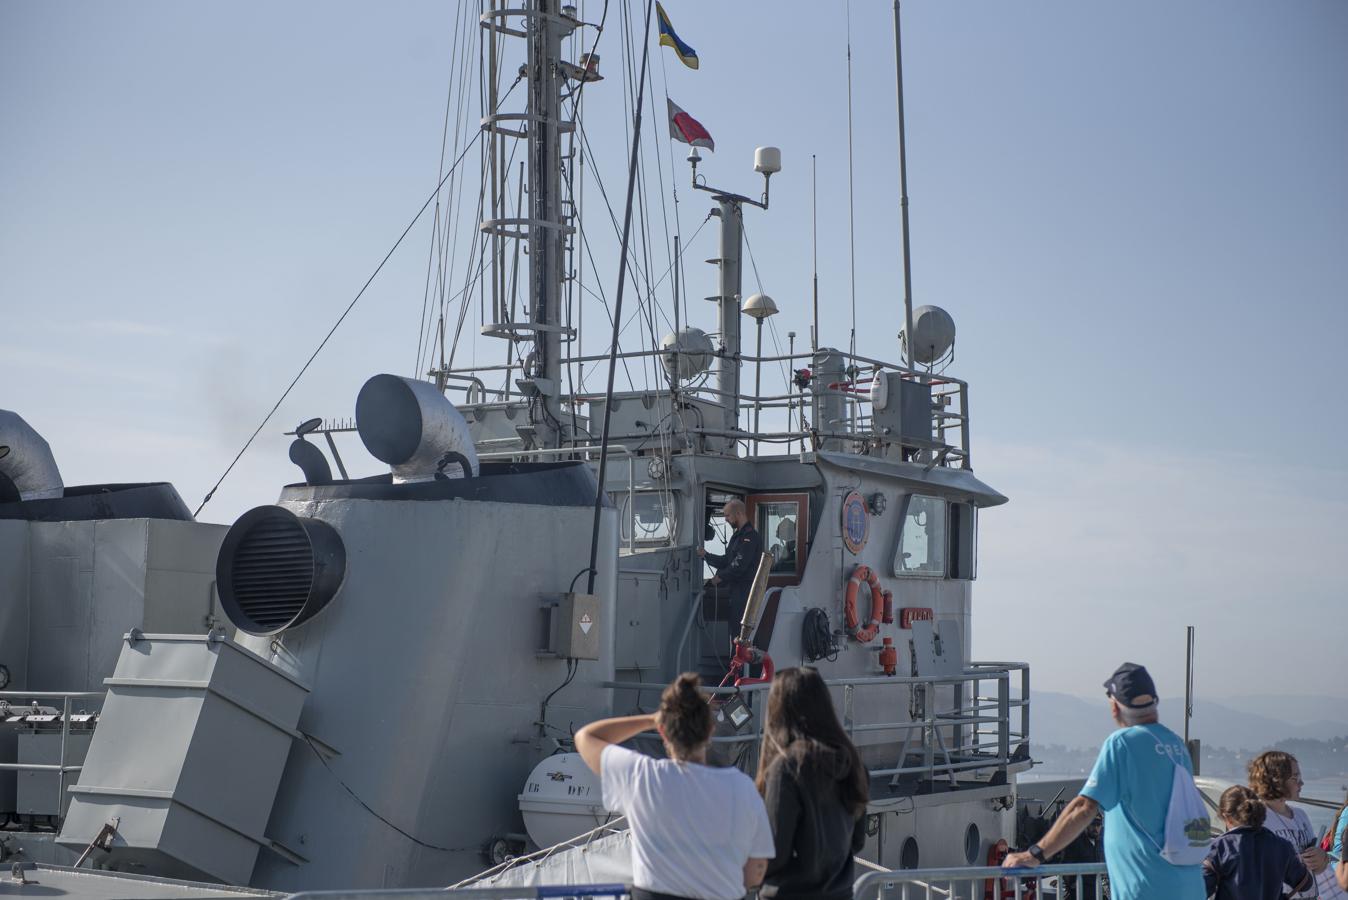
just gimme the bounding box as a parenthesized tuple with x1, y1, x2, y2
(1003, 796, 1100, 868)
(574, 713, 657, 775)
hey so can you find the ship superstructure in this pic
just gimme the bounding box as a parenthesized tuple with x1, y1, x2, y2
(0, 2, 1034, 894)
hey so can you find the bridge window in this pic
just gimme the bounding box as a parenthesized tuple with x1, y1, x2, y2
(621, 491, 677, 545)
(894, 494, 946, 577)
(748, 493, 809, 586)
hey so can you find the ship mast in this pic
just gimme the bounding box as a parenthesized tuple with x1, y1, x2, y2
(479, 0, 579, 449)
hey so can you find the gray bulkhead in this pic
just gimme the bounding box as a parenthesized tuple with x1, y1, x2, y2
(235, 483, 619, 890)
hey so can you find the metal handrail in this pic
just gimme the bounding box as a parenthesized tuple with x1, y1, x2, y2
(855, 863, 1110, 900)
(605, 662, 1029, 786)
(288, 887, 630, 899)
(0, 689, 105, 822)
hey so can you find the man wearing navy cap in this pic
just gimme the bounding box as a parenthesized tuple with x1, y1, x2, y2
(1004, 662, 1205, 899)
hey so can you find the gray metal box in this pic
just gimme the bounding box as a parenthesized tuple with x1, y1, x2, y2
(873, 374, 934, 446)
(0, 726, 15, 816)
(543, 593, 601, 661)
(17, 731, 92, 818)
(57, 633, 308, 885)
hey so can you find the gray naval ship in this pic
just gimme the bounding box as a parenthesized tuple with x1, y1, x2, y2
(0, 2, 1035, 896)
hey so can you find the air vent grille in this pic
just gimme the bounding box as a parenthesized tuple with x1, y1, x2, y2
(230, 518, 314, 631)
(217, 505, 346, 636)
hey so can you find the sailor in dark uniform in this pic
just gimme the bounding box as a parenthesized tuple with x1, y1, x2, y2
(697, 499, 763, 625)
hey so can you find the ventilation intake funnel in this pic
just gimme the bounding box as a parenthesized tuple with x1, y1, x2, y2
(217, 505, 346, 636)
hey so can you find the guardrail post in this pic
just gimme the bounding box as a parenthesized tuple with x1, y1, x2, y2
(960, 383, 971, 469)
(844, 684, 855, 739)
(1021, 665, 1031, 750)
(997, 673, 1010, 772)
(921, 682, 934, 776)
(57, 694, 70, 823)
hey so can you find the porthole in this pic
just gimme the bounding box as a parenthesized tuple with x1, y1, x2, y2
(900, 836, 919, 870)
(964, 822, 981, 864)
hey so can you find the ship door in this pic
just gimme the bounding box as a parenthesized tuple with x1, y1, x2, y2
(746, 493, 808, 588)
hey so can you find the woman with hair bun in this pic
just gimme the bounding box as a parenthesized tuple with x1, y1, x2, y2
(755, 667, 868, 900)
(577, 673, 775, 900)
(1247, 750, 1329, 897)
(1203, 785, 1313, 899)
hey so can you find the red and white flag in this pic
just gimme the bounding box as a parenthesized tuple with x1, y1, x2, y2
(667, 98, 714, 151)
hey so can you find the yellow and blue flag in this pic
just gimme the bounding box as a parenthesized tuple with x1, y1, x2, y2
(656, 2, 699, 70)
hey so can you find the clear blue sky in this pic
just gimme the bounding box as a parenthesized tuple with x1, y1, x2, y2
(2, 2, 1344, 702)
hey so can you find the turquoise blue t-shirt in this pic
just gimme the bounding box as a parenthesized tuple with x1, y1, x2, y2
(1080, 723, 1205, 900)
(1332, 806, 1348, 859)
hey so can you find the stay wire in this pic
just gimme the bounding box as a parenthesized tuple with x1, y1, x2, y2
(586, 0, 655, 594)
(193, 131, 483, 518)
(302, 734, 472, 853)
(845, 0, 858, 359)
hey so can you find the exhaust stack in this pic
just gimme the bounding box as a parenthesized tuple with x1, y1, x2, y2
(0, 410, 64, 501)
(355, 374, 478, 482)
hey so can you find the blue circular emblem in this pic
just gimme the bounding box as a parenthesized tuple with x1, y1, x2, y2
(842, 490, 869, 554)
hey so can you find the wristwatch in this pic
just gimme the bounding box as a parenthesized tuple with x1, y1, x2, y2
(1028, 843, 1046, 863)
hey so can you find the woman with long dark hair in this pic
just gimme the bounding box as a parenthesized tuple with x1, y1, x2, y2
(576, 672, 775, 900)
(755, 667, 869, 900)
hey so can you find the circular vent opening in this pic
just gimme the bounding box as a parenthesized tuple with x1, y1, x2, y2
(217, 506, 346, 636)
(900, 836, 920, 870)
(964, 822, 981, 864)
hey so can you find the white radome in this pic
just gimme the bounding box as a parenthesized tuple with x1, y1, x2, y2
(659, 327, 714, 381)
(906, 305, 956, 364)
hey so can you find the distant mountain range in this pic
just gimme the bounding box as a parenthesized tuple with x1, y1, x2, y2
(1026, 691, 1348, 751)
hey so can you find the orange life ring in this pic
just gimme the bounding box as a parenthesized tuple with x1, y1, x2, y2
(844, 565, 890, 643)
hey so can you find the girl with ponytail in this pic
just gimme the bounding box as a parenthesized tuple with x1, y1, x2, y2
(1203, 785, 1314, 900)
(577, 673, 775, 900)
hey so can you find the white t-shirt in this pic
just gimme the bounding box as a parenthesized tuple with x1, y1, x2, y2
(1264, 804, 1317, 899)
(601, 744, 775, 900)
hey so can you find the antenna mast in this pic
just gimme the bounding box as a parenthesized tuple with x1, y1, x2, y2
(478, 0, 580, 448)
(894, 0, 916, 368)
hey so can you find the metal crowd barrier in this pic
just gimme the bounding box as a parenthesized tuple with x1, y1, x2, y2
(853, 863, 1109, 900)
(288, 887, 630, 899)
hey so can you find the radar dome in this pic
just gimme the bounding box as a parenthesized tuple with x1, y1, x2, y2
(659, 327, 714, 381)
(905, 305, 956, 364)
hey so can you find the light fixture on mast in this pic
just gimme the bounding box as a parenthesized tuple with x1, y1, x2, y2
(687, 146, 783, 441)
(742, 293, 778, 449)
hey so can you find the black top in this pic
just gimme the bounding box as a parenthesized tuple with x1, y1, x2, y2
(704, 522, 763, 592)
(760, 752, 866, 900)
(0, 482, 193, 522)
(1203, 826, 1312, 900)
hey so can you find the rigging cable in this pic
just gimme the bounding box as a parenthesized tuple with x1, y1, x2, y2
(193, 131, 484, 517)
(845, 0, 859, 361)
(301, 734, 472, 853)
(414, 0, 471, 374)
(586, 0, 655, 594)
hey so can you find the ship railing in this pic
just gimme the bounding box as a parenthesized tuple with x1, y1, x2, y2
(287, 886, 631, 898)
(438, 346, 973, 469)
(281, 865, 1109, 899)
(0, 689, 105, 824)
(854, 863, 1110, 900)
(605, 662, 1030, 788)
